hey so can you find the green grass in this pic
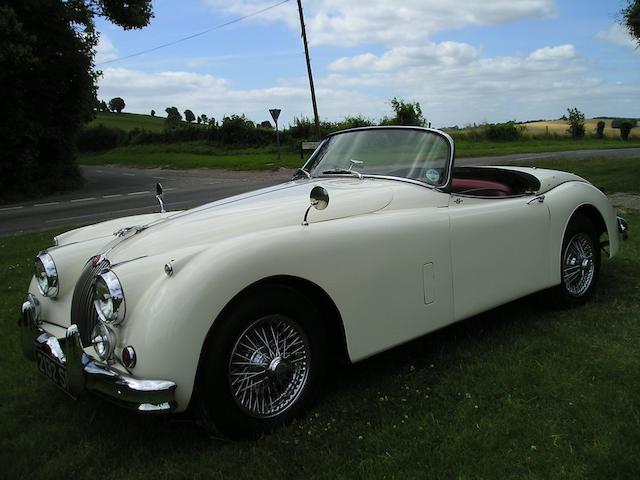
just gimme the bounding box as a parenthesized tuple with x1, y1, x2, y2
(1, 214, 639, 476)
(79, 143, 303, 170)
(89, 112, 167, 132)
(455, 137, 640, 158)
(519, 157, 640, 194)
(79, 137, 640, 171)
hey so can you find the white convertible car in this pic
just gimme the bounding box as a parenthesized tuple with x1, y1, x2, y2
(19, 127, 629, 437)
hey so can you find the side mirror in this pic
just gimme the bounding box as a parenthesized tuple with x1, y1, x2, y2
(155, 183, 166, 213)
(302, 186, 329, 226)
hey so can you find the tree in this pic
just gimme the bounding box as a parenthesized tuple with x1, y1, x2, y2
(621, 0, 639, 45)
(382, 97, 426, 126)
(200, 114, 208, 124)
(99, 100, 109, 112)
(596, 120, 606, 139)
(184, 109, 195, 123)
(165, 106, 182, 129)
(620, 121, 634, 140)
(565, 107, 586, 139)
(109, 97, 125, 113)
(0, 0, 153, 202)
(150, 109, 155, 117)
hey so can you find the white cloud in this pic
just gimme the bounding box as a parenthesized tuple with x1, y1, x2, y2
(95, 35, 118, 63)
(596, 24, 638, 50)
(205, 0, 555, 46)
(330, 42, 480, 71)
(97, 67, 378, 123)
(97, 35, 640, 129)
(317, 43, 640, 125)
(528, 44, 578, 61)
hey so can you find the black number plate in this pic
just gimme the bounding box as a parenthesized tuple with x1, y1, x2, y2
(35, 349, 69, 393)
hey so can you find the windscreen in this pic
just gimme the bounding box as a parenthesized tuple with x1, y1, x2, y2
(307, 128, 452, 187)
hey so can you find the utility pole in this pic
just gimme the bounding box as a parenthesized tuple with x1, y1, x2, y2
(296, 0, 320, 139)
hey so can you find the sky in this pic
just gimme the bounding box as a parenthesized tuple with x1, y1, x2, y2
(94, 0, 639, 128)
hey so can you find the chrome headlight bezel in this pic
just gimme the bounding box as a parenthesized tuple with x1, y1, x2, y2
(34, 252, 59, 298)
(93, 270, 126, 325)
(91, 321, 116, 361)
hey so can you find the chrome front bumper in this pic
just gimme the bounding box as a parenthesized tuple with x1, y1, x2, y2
(617, 216, 629, 241)
(19, 294, 177, 412)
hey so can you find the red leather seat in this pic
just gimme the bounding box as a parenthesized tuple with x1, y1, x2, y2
(451, 178, 512, 197)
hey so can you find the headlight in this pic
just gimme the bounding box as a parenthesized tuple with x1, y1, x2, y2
(91, 322, 116, 361)
(93, 270, 126, 325)
(34, 253, 59, 297)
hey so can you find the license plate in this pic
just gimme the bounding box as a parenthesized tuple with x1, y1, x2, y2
(35, 349, 69, 394)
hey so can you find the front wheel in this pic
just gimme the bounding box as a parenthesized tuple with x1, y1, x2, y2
(196, 285, 327, 438)
(554, 215, 601, 306)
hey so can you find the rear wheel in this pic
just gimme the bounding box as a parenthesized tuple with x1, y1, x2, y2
(554, 215, 601, 306)
(196, 285, 327, 438)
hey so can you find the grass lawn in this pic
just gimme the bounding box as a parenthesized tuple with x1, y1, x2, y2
(455, 137, 640, 158)
(1, 188, 638, 476)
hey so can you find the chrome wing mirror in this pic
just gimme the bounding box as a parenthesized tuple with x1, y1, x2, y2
(302, 186, 329, 226)
(156, 183, 166, 213)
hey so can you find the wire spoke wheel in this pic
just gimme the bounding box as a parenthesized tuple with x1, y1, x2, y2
(228, 315, 311, 418)
(563, 232, 595, 296)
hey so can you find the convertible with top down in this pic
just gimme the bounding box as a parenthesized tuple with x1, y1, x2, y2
(19, 126, 629, 437)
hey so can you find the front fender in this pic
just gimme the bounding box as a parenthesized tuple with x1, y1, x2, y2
(117, 208, 453, 411)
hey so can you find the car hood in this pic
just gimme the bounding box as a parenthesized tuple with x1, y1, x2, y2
(103, 178, 394, 263)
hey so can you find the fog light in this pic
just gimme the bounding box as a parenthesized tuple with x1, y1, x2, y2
(122, 346, 137, 368)
(91, 322, 115, 361)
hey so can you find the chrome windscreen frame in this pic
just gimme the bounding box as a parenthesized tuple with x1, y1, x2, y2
(301, 126, 457, 193)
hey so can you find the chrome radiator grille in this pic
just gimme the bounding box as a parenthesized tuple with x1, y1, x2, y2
(71, 258, 107, 346)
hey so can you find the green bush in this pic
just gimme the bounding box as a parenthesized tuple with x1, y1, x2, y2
(484, 122, 524, 141)
(77, 124, 126, 151)
(596, 120, 606, 139)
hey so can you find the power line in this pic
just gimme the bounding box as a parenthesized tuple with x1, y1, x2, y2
(98, 0, 290, 66)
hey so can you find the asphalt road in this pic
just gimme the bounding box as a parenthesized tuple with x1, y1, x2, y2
(2, 147, 639, 235)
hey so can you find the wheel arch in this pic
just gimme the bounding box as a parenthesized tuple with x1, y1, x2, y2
(564, 203, 610, 256)
(189, 274, 350, 411)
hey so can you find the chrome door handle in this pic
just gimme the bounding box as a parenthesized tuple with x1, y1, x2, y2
(527, 195, 545, 205)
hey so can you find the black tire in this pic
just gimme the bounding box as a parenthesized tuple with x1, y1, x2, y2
(553, 214, 601, 307)
(196, 284, 327, 439)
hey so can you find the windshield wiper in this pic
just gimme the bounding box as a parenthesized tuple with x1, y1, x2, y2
(321, 168, 363, 179)
(292, 168, 311, 180)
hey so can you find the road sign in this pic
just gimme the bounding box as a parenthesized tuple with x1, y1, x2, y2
(269, 109, 281, 123)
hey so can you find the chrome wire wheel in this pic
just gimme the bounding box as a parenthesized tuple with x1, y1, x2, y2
(563, 232, 596, 297)
(228, 315, 311, 419)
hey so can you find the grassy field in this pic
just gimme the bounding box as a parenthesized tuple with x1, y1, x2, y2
(522, 118, 639, 139)
(1, 160, 639, 478)
(79, 138, 640, 171)
(79, 143, 303, 170)
(518, 157, 640, 194)
(89, 112, 167, 132)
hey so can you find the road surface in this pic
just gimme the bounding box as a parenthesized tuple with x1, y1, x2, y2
(2, 147, 639, 235)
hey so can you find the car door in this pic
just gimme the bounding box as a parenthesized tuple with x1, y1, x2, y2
(448, 193, 550, 321)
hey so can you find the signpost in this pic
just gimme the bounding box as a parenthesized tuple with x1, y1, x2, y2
(269, 108, 281, 160)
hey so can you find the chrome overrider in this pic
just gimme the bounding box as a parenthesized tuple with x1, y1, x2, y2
(617, 216, 629, 241)
(19, 293, 177, 412)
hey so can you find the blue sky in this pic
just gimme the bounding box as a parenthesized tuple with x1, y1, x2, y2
(95, 0, 639, 127)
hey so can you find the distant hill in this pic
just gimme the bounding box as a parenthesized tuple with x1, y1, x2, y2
(88, 112, 166, 132)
